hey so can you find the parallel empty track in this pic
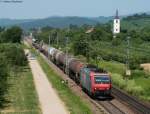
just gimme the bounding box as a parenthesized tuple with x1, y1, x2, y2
(97, 100, 125, 114)
(112, 87, 150, 114)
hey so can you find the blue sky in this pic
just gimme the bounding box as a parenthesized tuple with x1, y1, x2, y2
(0, 0, 149, 19)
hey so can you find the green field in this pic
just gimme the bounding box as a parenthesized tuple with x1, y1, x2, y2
(97, 60, 150, 101)
(0, 66, 41, 114)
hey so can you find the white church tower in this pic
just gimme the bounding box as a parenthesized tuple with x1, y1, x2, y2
(113, 10, 120, 34)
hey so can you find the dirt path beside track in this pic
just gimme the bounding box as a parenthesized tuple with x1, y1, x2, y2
(28, 52, 69, 114)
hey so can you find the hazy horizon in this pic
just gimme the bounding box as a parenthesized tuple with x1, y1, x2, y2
(0, 11, 150, 20)
(0, 0, 150, 19)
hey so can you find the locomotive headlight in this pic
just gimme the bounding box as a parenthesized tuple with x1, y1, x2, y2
(94, 88, 97, 90)
(106, 88, 109, 90)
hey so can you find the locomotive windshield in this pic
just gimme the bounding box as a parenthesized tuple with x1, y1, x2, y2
(94, 76, 110, 84)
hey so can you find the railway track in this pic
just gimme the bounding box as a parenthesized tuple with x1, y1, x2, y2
(112, 87, 150, 114)
(30, 42, 150, 114)
(39, 50, 127, 114)
(97, 100, 125, 114)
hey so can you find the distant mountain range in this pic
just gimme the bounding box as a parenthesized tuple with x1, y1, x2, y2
(0, 19, 34, 26)
(0, 12, 150, 30)
(0, 16, 113, 29)
(121, 13, 150, 30)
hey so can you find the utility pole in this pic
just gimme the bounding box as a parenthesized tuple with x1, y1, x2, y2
(65, 26, 71, 75)
(65, 37, 69, 76)
(49, 34, 51, 47)
(56, 32, 59, 47)
(48, 34, 51, 59)
(126, 36, 131, 77)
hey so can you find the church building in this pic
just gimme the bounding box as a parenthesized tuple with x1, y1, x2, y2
(113, 10, 120, 34)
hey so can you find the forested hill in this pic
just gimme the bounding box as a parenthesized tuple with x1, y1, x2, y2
(121, 13, 150, 30)
(0, 19, 34, 26)
(1, 13, 150, 30)
(0, 16, 112, 29)
(19, 17, 99, 29)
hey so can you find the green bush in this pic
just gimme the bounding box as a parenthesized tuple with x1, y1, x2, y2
(112, 38, 121, 46)
(0, 55, 9, 107)
(140, 96, 150, 101)
(0, 26, 22, 43)
(125, 80, 144, 96)
(112, 73, 126, 89)
(0, 43, 27, 107)
(0, 44, 27, 66)
(112, 73, 144, 97)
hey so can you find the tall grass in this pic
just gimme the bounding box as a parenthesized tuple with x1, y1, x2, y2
(95, 60, 150, 101)
(112, 73, 144, 97)
(37, 52, 92, 114)
(0, 66, 41, 114)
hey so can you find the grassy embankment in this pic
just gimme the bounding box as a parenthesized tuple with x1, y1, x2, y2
(0, 43, 41, 114)
(96, 60, 150, 101)
(31, 48, 92, 114)
(0, 65, 41, 114)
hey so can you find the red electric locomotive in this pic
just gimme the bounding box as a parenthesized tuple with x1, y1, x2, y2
(80, 65, 112, 97)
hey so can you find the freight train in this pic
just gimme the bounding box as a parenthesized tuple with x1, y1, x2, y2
(31, 39, 112, 97)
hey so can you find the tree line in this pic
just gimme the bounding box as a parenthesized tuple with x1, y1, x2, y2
(32, 23, 150, 70)
(0, 26, 27, 107)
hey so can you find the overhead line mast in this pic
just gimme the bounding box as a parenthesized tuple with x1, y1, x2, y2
(126, 36, 131, 76)
(65, 37, 69, 76)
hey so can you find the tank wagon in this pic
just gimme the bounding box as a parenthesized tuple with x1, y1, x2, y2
(68, 58, 84, 83)
(48, 47, 56, 59)
(56, 52, 67, 69)
(32, 41, 44, 52)
(52, 49, 62, 63)
(32, 39, 112, 97)
(42, 44, 49, 57)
